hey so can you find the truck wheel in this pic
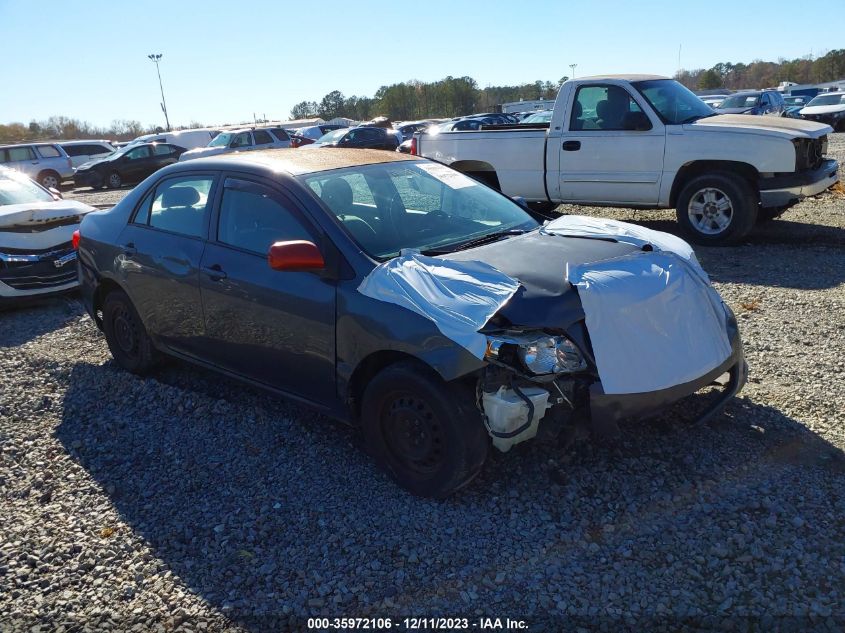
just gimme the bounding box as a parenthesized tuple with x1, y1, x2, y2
(102, 290, 159, 375)
(361, 361, 488, 498)
(676, 172, 757, 245)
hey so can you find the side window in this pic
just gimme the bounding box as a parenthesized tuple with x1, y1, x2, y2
(125, 146, 151, 160)
(253, 130, 273, 145)
(230, 132, 252, 148)
(571, 85, 645, 131)
(36, 145, 62, 158)
(153, 144, 174, 156)
(7, 146, 37, 162)
(63, 145, 84, 157)
(270, 128, 290, 141)
(307, 172, 375, 207)
(147, 175, 214, 238)
(217, 183, 313, 255)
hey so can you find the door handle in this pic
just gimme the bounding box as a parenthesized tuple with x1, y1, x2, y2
(562, 141, 581, 151)
(202, 265, 227, 280)
(122, 242, 137, 256)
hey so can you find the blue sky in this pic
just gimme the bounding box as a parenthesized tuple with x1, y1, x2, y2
(0, 0, 838, 127)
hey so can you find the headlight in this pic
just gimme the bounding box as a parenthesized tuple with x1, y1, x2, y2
(485, 333, 586, 375)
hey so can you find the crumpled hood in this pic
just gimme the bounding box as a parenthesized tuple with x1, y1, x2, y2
(180, 147, 230, 161)
(443, 229, 641, 328)
(800, 104, 845, 115)
(689, 113, 832, 138)
(77, 157, 112, 171)
(0, 199, 95, 229)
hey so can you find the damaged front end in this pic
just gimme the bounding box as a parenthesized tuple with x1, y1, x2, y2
(477, 330, 592, 452)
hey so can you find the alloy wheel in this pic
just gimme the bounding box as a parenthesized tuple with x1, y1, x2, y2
(687, 187, 734, 235)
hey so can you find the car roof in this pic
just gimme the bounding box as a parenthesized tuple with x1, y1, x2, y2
(58, 139, 114, 145)
(576, 74, 668, 82)
(190, 148, 420, 176)
(0, 141, 59, 148)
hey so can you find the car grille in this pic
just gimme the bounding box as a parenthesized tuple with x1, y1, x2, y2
(0, 242, 78, 290)
(794, 136, 826, 171)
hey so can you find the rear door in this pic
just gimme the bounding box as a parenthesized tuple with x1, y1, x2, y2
(559, 83, 666, 204)
(252, 129, 275, 149)
(151, 143, 181, 172)
(116, 173, 217, 353)
(2, 145, 40, 179)
(199, 175, 336, 402)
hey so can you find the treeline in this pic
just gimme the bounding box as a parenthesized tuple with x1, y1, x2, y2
(290, 75, 567, 122)
(676, 49, 845, 90)
(0, 116, 208, 144)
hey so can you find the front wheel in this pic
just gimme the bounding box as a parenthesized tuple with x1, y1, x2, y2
(676, 172, 758, 245)
(361, 361, 489, 498)
(102, 290, 159, 375)
(106, 171, 122, 189)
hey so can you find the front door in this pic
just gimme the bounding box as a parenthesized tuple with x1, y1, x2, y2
(115, 173, 217, 353)
(120, 145, 155, 183)
(559, 83, 666, 205)
(199, 176, 336, 403)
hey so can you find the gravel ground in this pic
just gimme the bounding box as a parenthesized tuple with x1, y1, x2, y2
(1, 134, 844, 632)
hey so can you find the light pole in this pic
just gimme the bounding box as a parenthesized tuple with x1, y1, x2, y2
(569, 63, 578, 79)
(148, 54, 171, 131)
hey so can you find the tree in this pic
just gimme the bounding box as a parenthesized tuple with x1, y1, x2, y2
(698, 69, 723, 89)
(290, 100, 318, 119)
(318, 91, 346, 120)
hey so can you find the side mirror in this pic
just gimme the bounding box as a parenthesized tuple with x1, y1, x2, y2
(268, 240, 325, 272)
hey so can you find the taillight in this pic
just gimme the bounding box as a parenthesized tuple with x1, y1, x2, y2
(410, 137, 417, 156)
(72, 229, 80, 250)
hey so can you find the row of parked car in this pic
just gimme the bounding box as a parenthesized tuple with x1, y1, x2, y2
(701, 90, 845, 128)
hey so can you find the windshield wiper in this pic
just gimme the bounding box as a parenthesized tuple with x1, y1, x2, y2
(679, 112, 717, 124)
(422, 228, 530, 255)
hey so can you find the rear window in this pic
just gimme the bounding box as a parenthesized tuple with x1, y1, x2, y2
(253, 130, 273, 145)
(3, 146, 37, 162)
(270, 128, 290, 141)
(36, 145, 62, 158)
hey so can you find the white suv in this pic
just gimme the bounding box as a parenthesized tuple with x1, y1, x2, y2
(0, 143, 74, 189)
(179, 127, 291, 161)
(59, 140, 116, 169)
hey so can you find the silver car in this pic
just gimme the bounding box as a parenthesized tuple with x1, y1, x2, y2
(179, 127, 291, 161)
(0, 142, 75, 189)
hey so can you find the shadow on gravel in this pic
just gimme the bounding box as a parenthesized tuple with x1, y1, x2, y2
(55, 360, 845, 630)
(0, 294, 84, 347)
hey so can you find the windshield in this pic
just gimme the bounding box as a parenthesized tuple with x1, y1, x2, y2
(807, 94, 845, 106)
(208, 132, 233, 148)
(522, 111, 553, 123)
(303, 161, 538, 259)
(315, 129, 348, 144)
(0, 172, 54, 206)
(719, 94, 760, 108)
(633, 79, 715, 124)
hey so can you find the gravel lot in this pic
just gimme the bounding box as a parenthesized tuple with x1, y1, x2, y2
(2, 134, 844, 631)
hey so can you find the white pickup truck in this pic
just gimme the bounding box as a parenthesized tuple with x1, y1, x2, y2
(415, 75, 839, 244)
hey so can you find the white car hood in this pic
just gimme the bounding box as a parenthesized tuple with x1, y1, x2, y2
(688, 114, 832, 138)
(180, 146, 230, 161)
(0, 199, 95, 250)
(799, 104, 845, 115)
(0, 199, 94, 229)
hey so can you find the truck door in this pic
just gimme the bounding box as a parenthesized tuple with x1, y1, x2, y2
(559, 83, 665, 205)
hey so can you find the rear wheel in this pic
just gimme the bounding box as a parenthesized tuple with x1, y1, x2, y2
(361, 361, 488, 498)
(38, 171, 61, 190)
(676, 172, 758, 245)
(102, 290, 158, 374)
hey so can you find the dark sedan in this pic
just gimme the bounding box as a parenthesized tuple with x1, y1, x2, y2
(714, 91, 785, 116)
(76, 149, 746, 497)
(303, 127, 400, 151)
(74, 142, 186, 189)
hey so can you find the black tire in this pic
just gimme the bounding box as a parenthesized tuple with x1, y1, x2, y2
(106, 171, 122, 189)
(102, 289, 158, 375)
(361, 361, 489, 498)
(38, 170, 61, 190)
(675, 172, 758, 245)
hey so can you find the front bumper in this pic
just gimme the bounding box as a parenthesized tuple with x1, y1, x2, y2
(759, 158, 839, 208)
(73, 170, 103, 188)
(589, 327, 747, 431)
